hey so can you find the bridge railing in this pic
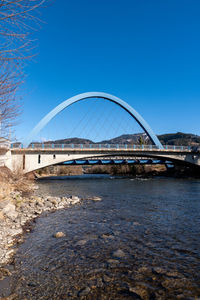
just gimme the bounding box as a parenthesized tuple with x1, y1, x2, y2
(10, 143, 192, 151)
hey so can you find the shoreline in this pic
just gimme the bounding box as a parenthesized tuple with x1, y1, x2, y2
(0, 184, 102, 298)
(0, 189, 83, 270)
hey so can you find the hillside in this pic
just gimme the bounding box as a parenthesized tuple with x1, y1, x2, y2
(12, 132, 200, 147)
(158, 132, 200, 146)
(45, 137, 93, 145)
(40, 132, 200, 146)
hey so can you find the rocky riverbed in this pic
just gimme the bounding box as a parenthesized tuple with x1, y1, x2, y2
(1, 175, 200, 299)
(0, 189, 90, 271)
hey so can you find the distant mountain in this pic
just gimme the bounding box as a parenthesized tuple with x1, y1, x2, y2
(44, 137, 93, 145)
(99, 133, 147, 144)
(40, 133, 148, 145)
(158, 132, 200, 146)
(45, 132, 200, 146)
(14, 132, 200, 147)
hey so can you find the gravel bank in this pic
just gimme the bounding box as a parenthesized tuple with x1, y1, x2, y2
(0, 190, 82, 268)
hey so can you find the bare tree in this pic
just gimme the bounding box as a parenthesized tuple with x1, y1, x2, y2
(0, 0, 47, 141)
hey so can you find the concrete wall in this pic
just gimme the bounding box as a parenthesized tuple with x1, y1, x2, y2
(9, 151, 200, 173)
(1, 149, 199, 173)
(11, 152, 103, 173)
(0, 150, 12, 169)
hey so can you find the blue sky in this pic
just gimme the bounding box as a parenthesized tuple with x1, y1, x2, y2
(16, 0, 200, 142)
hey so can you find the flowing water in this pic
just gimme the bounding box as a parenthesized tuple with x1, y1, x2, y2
(8, 175, 200, 299)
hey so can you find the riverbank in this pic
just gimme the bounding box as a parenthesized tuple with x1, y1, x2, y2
(0, 167, 105, 295)
(35, 163, 200, 179)
(35, 164, 168, 177)
(0, 192, 83, 268)
(0, 166, 87, 283)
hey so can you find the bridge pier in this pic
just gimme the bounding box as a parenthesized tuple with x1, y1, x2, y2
(0, 149, 12, 170)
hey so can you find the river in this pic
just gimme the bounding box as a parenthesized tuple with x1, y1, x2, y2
(8, 175, 200, 299)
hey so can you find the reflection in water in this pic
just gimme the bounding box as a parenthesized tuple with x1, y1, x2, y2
(10, 176, 200, 299)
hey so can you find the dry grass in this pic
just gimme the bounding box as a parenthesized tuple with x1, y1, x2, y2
(0, 167, 13, 201)
(0, 183, 13, 201)
(0, 167, 34, 201)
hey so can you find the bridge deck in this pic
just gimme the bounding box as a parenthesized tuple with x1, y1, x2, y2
(10, 144, 192, 153)
(2, 143, 199, 172)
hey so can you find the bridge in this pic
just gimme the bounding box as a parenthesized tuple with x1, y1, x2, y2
(1, 143, 199, 173)
(1, 92, 200, 173)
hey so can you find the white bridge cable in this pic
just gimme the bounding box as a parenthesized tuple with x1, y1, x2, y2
(92, 104, 114, 142)
(75, 99, 104, 141)
(36, 97, 146, 144)
(93, 100, 126, 142)
(107, 108, 133, 140)
(42, 98, 99, 142)
(93, 102, 134, 142)
(84, 100, 125, 143)
(65, 99, 99, 140)
(84, 99, 117, 142)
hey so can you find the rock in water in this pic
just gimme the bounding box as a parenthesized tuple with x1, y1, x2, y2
(54, 232, 65, 238)
(107, 259, 120, 264)
(92, 196, 102, 201)
(113, 249, 125, 258)
(75, 239, 87, 246)
(71, 195, 79, 201)
(78, 287, 91, 297)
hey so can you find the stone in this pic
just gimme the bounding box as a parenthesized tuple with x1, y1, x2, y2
(48, 196, 60, 205)
(113, 249, 125, 258)
(33, 185, 39, 190)
(166, 271, 181, 278)
(153, 267, 167, 275)
(2, 203, 15, 214)
(54, 232, 65, 238)
(0, 200, 10, 209)
(0, 211, 5, 220)
(103, 274, 112, 282)
(9, 228, 23, 236)
(45, 201, 53, 208)
(92, 196, 102, 201)
(162, 278, 188, 289)
(107, 259, 120, 264)
(75, 239, 87, 246)
(0, 267, 11, 280)
(70, 198, 80, 205)
(57, 204, 65, 209)
(20, 217, 27, 225)
(133, 222, 140, 226)
(129, 286, 147, 299)
(71, 195, 79, 201)
(96, 278, 104, 288)
(36, 200, 44, 207)
(2, 203, 18, 220)
(102, 234, 115, 239)
(177, 294, 187, 299)
(78, 287, 91, 297)
(70, 196, 80, 204)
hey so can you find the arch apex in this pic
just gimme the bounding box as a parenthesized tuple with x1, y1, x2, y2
(23, 92, 163, 149)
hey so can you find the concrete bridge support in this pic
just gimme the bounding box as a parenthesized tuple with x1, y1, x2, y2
(8, 151, 103, 173)
(5, 149, 200, 174)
